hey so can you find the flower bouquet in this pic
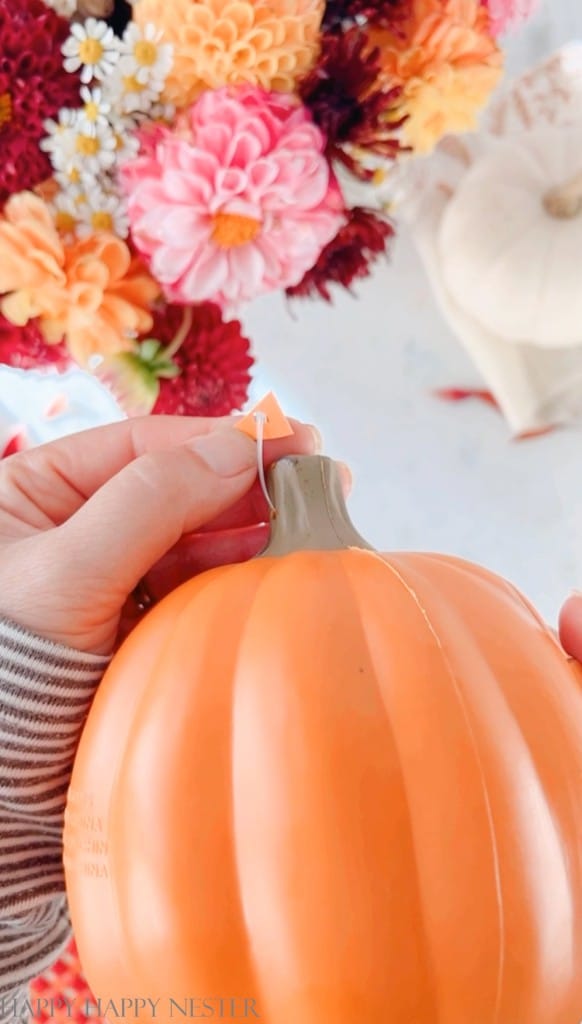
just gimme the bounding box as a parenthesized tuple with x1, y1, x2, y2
(0, 0, 537, 426)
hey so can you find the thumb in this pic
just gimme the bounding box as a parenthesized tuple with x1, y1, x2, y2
(59, 427, 259, 601)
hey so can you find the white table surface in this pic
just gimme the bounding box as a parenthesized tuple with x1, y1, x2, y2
(1, 0, 581, 625)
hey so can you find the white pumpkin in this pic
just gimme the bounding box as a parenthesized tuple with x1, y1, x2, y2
(438, 122, 582, 348)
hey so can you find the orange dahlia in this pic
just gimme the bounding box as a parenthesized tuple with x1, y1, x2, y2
(0, 192, 160, 365)
(132, 0, 325, 107)
(0, 192, 67, 327)
(369, 0, 503, 152)
(49, 234, 161, 365)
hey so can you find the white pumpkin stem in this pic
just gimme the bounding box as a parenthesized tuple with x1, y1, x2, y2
(258, 456, 374, 557)
(543, 170, 582, 220)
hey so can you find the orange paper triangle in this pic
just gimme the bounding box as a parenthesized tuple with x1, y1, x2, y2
(236, 392, 294, 441)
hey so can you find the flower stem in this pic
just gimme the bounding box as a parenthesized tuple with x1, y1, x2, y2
(164, 307, 194, 359)
(543, 169, 582, 219)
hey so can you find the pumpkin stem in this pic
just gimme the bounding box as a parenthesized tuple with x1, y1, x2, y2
(543, 170, 582, 219)
(258, 455, 375, 557)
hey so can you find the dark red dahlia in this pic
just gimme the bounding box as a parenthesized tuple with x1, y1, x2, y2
(300, 28, 406, 175)
(0, 313, 71, 371)
(151, 303, 254, 417)
(0, 0, 81, 203)
(287, 208, 394, 302)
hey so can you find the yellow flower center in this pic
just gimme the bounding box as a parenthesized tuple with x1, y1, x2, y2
(123, 75, 144, 94)
(0, 92, 12, 129)
(55, 210, 76, 233)
(69, 167, 81, 184)
(211, 211, 261, 249)
(76, 133, 100, 156)
(134, 40, 158, 67)
(91, 210, 114, 231)
(84, 101, 100, 123)
(79, 37, 104, 65)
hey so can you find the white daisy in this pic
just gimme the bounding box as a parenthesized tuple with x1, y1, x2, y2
(104, 65, 162, 116)
(77, 184, 130, 238)
(40, 112, 80, 176)
(71, 120, 117, 175)
(40, 108, 77, 154)
(62, 18, 120, 85)
(118, 22, 173, 88)
(78, 86, 112, 135)
(109, 118, 141, 165)
(53, 164, 98, 193)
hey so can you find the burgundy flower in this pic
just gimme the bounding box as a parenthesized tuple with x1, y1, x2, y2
(0, 313, 71, 372)
(0, 0, 81, 203)
(299, 28, 406, 176)
(286, 207, 394, 302)
(151, 304, 254, 417)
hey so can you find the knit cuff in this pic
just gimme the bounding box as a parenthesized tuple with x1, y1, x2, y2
(0, 617, 110, 820)
(0, 614, 109, 712)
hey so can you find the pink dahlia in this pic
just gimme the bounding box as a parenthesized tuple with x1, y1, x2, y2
(484, 0, 539, 34)
(120, 86, 346, 308)
(0, 0, 81, 203)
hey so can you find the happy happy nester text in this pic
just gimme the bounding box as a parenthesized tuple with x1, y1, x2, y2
(0, 998, 260, 1020)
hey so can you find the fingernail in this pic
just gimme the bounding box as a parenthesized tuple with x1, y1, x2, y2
(337, 461, 353, 495)
(189, 429, 256, 477)
(308, 424, 324, 454)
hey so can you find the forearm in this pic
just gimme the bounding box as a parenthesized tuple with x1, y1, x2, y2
(0, 618, 109, 1009)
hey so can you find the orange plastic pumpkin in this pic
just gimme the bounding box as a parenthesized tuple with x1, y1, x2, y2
(63, 456, 582, 1024)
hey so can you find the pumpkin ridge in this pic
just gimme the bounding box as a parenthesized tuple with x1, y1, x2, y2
(337, 548, 442, 1021)
(363, 550, 507, 1019)
(65, 579, 200, 998)
(176, 562, 271, 996)
(416, 557, 582, 999)
(385, 552, 582, 1019)
(117, 564, 266, 997)
(110, 584, 210, 994)
(408, 551, 562, 648)
(228, 555, 291, 1017)
(231, 548, 433, 1021)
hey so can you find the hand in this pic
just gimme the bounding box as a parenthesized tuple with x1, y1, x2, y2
(0, 415, 323, 655)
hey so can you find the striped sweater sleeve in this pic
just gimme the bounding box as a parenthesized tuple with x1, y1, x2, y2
(0, 617, 109, 1014)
